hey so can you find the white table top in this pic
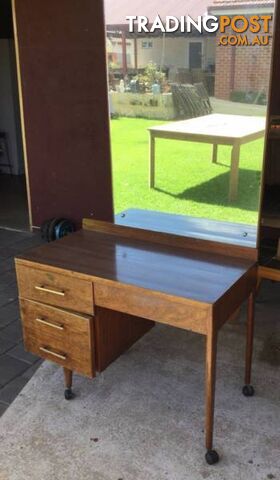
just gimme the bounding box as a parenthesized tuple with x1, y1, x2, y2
(149, 114, 266, 141)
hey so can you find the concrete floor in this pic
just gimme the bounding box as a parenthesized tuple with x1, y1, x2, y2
(211, 97, 266, 117)
(0, 281, 279, 480)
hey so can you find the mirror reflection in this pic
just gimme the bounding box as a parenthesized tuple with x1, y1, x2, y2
(104, 0, 275, 247)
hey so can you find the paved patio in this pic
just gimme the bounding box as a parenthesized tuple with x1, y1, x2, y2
(0, 228, 43, 416)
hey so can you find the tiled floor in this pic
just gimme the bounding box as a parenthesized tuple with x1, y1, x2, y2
(0, 228, 44, 416)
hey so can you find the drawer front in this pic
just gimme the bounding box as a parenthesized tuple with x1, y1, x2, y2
(20, 299, 95, 377)
(16, 265, 94, 315)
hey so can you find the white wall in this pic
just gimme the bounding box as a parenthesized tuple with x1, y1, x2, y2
(136, 36, 216, 70)
(0, 39, 24, 175)
(107, 35, 216, 72)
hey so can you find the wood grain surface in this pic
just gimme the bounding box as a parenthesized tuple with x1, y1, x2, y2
(16, 228, 256, 305)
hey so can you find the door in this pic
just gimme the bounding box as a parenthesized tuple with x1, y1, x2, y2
(189, 42, 202, 69)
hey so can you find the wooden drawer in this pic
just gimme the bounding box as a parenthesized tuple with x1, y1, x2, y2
(16, 264, 94, 315)
(20, 299, 95, 377)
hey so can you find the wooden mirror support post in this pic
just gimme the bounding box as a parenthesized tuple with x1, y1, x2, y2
(258, 0, 280, 285)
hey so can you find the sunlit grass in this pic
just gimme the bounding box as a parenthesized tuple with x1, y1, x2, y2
(110, 117, 264, 225)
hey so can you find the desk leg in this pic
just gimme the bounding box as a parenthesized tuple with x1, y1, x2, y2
(205, 325, 219, 465)
(242, 292, 255, 397)
(212, 144, 218, 163)
(229, 144, 240, 202)
(149, 133, 155, 188)
(64, 368, 74, 400)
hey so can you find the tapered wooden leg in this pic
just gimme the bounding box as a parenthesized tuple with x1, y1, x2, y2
(149, 133, 155, 188)
(229, 143, 240, 202)
(205, 325, 219, 464)
(242, 293, 255, 397)
(63, 368, 74, 400)
(212, 144, 218, 163)
(64, 367, 72, 389)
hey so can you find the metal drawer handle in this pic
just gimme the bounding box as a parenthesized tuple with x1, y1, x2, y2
(36, 317, 64, 331)
(40, 347, 67, 361)
(35, 285, 65, 296)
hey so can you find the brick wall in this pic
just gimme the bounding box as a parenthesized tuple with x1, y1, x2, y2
(214, 25, 273, 100)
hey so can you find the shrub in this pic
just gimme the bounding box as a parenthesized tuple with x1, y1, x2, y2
(134, 62, 166, 93)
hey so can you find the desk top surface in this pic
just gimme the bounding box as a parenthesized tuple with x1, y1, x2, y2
(149, 113, 266, 140)
(18, 228, 255, 305)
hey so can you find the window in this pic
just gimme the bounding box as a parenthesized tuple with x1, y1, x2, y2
(141, 41, 153, 49)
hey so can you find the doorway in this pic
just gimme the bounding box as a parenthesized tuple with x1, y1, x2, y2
(189, 41, 202, 69)
(0, 0, 29, 230)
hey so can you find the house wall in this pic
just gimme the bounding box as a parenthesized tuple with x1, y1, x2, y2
(106, 35, 216, 74)
(215, 24, 273, 100)
(0, 39, 23, 174)
(135, 36, 215, 70)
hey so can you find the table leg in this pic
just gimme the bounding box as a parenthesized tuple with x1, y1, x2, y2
(64, 367, 74, 400)
(205, 325, 219, 465)
(229, 144, 240, 202)
(149, 133, 155, 188)
(242, 292, 255, 397)
(212, 144, 218, 164)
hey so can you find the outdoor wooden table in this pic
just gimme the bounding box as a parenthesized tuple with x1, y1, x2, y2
(148, 113, 266, 201)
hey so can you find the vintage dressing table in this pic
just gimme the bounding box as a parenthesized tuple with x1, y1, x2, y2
(15, 216, 258, 465)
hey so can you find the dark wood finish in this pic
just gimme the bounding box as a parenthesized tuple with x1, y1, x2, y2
(205, 321, 217, 451)
(20, 298, 95, 377)
(115, 209, 258, 249)
(15, 219, 257, 459)
(94, 307, 154, 372)
(84, 218, 258, 261)
(13, 0, 113, 228)
(213, 265, 257, 330)
(266, 0, 280, 117)
(245, 293, 255, 386)
(94, 282, 210, 334)
(258, 0, 280, 273)
(16, 227, 256, 305)
(64, 368, 73, 390)
(16, 264, 94, 315)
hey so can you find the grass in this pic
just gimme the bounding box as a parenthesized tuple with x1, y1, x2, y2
(110, 117, 265, 225)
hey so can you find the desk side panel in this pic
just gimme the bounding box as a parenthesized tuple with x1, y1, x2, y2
(213, 265, 258, 330)
(94, 306, 154, 372)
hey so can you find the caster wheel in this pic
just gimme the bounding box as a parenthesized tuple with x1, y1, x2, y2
(64, 388, 74, 400)
(205, 450, 219, 465)
(242, 385, 255, 397)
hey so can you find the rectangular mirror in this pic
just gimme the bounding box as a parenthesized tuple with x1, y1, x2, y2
(104, 0, 276, 249)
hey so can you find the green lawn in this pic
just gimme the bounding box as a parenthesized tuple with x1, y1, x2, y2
(110, 117, 264, 225)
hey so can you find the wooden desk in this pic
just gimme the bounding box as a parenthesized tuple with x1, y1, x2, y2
(15, 220, 257, 465)
(148, 113, 265, 201)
